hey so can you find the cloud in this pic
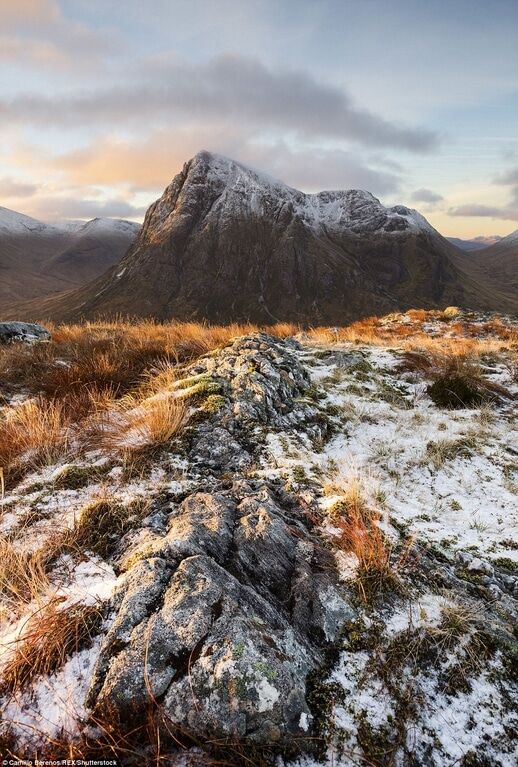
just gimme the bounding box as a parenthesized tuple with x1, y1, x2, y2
(0, 36, 69, 67)
(0, 0, 120, 72)
(410, 188, 443, 203)
(448, 171, 518, 222)
(38, 128, 401, 197)
(0, 0, 59, 28)
(494, 167, 518, 185)
(30, 196, 147, 221)
(0, 176, 38, 197)
(448, 203, 518, 222)
(241, 143, 401, 194)
(0, 55, 438, 153)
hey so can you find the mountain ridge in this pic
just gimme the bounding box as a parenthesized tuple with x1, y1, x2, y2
(4, 151, 517, 322)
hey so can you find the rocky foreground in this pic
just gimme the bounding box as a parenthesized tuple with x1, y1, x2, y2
(0, 313, 517, 765)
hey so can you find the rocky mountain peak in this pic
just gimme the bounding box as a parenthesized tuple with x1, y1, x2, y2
(7, 153, 517, 323)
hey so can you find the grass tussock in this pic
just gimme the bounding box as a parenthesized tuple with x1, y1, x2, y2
(326, 470, 409, 601)
(0, 599, 102, 695)
(0, 538, 50, 614)
(84, 392, 188, 456)
(0, 398, 71, 478)
(399, 349, 512, 408)
(72, 496, 150, 558)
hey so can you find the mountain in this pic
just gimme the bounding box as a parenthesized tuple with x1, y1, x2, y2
(459, 228, 518, 293)
(0, 208, 140, 305)
(447, 235, 502, 251)
(5, 152, 517, 323)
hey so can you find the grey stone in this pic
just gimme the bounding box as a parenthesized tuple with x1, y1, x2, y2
(87, 483, 356, 745)
(0, 321, 51, 344)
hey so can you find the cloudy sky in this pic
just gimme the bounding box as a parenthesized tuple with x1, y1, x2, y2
(1, 0, 518, 237)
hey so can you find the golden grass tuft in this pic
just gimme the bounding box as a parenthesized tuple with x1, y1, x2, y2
(325, 468, 409, 601)
(0, 397, 71, 474)
(0, 538, 50, 613)
(0, 599, 102, 695)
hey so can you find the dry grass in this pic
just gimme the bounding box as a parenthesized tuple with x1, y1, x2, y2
(0, 397, 71, 478)
(0, 319, 297, 402)
(0, 599, 102, 695)
(0, 539, 50, 614)
(307, 309, 517, 361)
(72, 496, 150, 558)
(325, 469, 409, 600)
(0, 319, 297, 485)
(84, 391, 188, 456)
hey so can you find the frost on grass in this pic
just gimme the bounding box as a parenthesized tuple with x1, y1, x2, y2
(0, 311, 516, 765)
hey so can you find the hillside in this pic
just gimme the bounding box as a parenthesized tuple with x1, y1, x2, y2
(0, 208, 139, 306)
(6, 152, 517, 324)
(464, 229, 518, 293)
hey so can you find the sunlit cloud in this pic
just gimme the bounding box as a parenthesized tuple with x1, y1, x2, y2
(448, 202, 518, 222)
(0, 176, 38, 198)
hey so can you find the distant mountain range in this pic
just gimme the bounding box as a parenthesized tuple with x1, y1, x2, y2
(457, 228, 518, 294)
(2, 153, 517, 322)
(0, 207, 140, 305)
(446, 235, 502, 251)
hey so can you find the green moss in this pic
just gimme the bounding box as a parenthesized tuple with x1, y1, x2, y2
(232, 642, 245, 660)
(175, 372, 213, 390)
(304, 383, 325, 402)
(455, 567, 485, 585)
(292, 465, 309, 484)
(181, 379, 223, 402)
(201, 394, 227, 413)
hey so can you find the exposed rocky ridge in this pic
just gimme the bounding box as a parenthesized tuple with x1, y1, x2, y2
(8, 152, 517, 324)
(85, 334, 349, 747)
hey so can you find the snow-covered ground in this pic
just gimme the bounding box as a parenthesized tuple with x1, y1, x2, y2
(265, 340, 517, 564)
(0, 313, 516, 764)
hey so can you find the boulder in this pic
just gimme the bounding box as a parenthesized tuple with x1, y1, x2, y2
(0, 321, 51, 344)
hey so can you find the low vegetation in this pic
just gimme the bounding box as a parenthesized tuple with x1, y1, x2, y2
(0, 599, 102, 696)
(325, 469, 410, 600)
(0, 319, 296, 486)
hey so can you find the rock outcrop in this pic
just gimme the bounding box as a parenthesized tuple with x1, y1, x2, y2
(83, 333, 351, 747)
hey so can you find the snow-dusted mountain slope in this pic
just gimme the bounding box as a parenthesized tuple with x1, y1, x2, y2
(6, 152, 517, 322)
(0, 206, 62, 236)
(0, 210, 140, 306)
(152, 152, 434, 237)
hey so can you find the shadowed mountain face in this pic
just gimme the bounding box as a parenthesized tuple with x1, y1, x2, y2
(0, 208, 140, 306)
(5, 152, 517, 323)
(461, 229, 518, 294)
